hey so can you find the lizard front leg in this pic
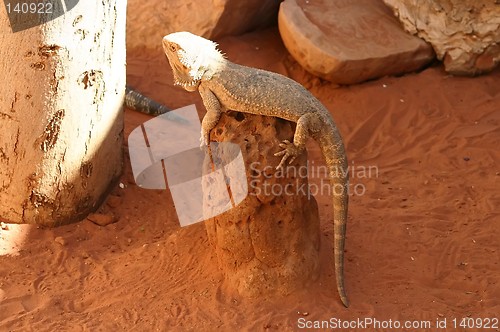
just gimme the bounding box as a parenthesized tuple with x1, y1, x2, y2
(274, 113, 315, 169)
(199, 86, 222, 147)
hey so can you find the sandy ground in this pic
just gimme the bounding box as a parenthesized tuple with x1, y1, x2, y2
(1, 28, 499, 331)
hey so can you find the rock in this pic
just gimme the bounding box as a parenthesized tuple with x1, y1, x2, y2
(87, 213, 116, 226)
(278, 0, 435, 84)
(383, 0, 500, 75)
(54, 236, 65, 246)
(127, 0, 281, 50)
(106, 195, 122, 208)
(204, 112, 321, 297)
(0, 222, 8, 230)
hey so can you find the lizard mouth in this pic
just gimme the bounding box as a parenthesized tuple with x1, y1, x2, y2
(170, 58, 201, 91)
(173, 77, 200, 91)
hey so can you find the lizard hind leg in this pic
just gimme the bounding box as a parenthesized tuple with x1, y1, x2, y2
(274, 140, 300, 169)
(273, 113, 313, 169)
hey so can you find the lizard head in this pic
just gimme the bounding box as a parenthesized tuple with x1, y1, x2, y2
(162, 32, 226, 92)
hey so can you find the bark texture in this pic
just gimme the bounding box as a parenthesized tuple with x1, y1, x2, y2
(0, 1, 126, 226)
(383, 0, 500, 75)
(204, 112, 321, 297)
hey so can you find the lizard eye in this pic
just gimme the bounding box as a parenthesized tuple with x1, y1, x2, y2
(169, 43, 179, 53)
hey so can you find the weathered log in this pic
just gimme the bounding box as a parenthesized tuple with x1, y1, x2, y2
(0, 1, 125, 226)
(383, 0, 500, 75)
(204, 112, 321, 296)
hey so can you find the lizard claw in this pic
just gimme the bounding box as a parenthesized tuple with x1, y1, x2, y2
(274, 140, 300, 169)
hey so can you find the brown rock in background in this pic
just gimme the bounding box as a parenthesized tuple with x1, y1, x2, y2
(383, 0, 500, 75)
(127, 0, 281, 50)
(204, 112, 321, 297)
(87, 213, 117, 227)
(278, 0, 435, 84)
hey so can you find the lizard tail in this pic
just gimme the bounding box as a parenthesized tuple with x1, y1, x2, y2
(319, 128, 349, 308)
(124, 86, 171, 115)
(332, 177, 349, 308)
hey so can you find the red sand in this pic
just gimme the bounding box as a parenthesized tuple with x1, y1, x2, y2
(1, 28, 499, 331)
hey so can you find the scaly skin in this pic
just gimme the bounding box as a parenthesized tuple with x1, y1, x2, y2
(125, 86, 171, 115)
(163, 31, 349, 307)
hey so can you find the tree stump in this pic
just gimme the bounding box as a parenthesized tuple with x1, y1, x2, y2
(204, 112, 321, 297)
(0, 1, 126, 226)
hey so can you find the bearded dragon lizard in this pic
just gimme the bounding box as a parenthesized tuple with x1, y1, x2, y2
(162, 31, 350, 307)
